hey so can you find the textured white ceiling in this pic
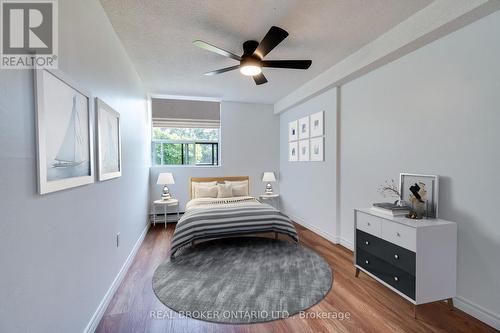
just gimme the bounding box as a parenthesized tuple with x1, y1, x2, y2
(100, 0, 432, 104)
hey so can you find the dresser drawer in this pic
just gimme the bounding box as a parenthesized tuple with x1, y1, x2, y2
(357, 248, 415, 300)
(356, 211, 382, 237)
(381, 220, 416, 252)
(356, 229, 385, 258)
(357, 229, 416, 275)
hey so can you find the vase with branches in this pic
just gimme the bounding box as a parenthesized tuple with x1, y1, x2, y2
(378, 179, 404, 206)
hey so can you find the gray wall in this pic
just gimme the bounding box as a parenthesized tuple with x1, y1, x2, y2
(279, 88, 338, 240)
(150, 101, 279, 210)
(0, 1, 149, 332)
(339, 10, 500, 327)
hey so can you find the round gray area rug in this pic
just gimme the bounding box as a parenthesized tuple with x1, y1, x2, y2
(152, 237, 333, 324)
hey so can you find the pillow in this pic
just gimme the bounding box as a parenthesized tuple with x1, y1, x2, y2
(191, 181, 217, 198)
(194, 185, 218, 198)
(232, 185, 248, 197)
(225, 180, 249, 196)
(217, 183, 233, 198)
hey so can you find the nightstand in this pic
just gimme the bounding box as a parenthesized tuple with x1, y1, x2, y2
(153, 199, 179, 228)
(259, 194, 280, 210)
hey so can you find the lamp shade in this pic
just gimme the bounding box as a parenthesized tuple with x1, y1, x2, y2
(157, 172, 175, 185)
(262, 172, 276, 182)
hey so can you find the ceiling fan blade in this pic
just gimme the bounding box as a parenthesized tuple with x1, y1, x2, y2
(261, 60, 312, 69)
(254, 26, 289, 59)
(253, 73, 268, 85)
(203, 65, 240, 76)
(193, 40, 242, 61)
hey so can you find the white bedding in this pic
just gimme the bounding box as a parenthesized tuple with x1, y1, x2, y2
(185, 196, 259, 211)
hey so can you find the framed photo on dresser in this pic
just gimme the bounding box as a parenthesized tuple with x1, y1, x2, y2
(399, 173, 439, 218)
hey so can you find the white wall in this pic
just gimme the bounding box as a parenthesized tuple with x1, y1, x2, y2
(279, 88, 338, 241)
(339, 11, 500, 328)
(150, 101, 279, 210)
(0, 1, 149, 332)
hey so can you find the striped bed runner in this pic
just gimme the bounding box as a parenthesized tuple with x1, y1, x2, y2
(170, 203, 298, 257)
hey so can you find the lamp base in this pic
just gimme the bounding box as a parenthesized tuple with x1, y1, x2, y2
(265, 183, 273, 194)
(161, 186, 171, 200)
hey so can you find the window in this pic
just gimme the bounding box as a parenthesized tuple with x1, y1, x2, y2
(150, 98, 220, 166)
(152, 127, 219, 166)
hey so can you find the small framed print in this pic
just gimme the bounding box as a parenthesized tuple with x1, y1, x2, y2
(289, 142, 298, 162)
(96, 98, 122, 181)
(298, 116, 309, 139)
(288, 120, 298, 142)
(310, 137, 324, 161)
(299, 139, 309, 161)
(310, 111, 324, 137)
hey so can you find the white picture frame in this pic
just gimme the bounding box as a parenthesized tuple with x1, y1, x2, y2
(299, 139, 310, 161)
(310, 111, 324, 137)
(96, 98, 122, 181)
(399, 173, 439, 218)
(35, 68, 94, 194)
(288, 142, 298, 162)
(298, 116, 309, 139)
(288, 120, 298, 142)
(310, 137, 324, 161)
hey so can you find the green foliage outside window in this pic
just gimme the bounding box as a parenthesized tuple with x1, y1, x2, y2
(152, 127, 219, 165)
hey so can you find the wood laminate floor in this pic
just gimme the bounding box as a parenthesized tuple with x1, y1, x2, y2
(96, 223, 496, 333)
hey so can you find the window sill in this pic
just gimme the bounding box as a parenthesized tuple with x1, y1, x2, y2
(150, 165, 221, 169)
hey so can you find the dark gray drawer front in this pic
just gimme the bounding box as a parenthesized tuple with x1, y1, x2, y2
(356, 229, 416, 275)
(357, 248, 415, 300)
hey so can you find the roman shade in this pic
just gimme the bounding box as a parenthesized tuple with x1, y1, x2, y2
(152, 98, 220, 128)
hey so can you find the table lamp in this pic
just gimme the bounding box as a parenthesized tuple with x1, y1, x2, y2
(157, 172, 175, 200)
(262, 172, 276, 194)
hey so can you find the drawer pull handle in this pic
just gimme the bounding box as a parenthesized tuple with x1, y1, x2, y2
(394, 254, 399, 259)
(367, 222, 371, 226)
(396, 232, 401, 237)
(365, 241, 369, 245)
(365, 260, 369, 264)
(394, 276, 399, 282)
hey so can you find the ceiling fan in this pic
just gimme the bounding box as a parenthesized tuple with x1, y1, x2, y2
(193, 26, 312, 85)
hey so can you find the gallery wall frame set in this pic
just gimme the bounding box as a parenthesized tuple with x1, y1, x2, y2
(288, 111, 324, 162)
(35, 68, 122, 195)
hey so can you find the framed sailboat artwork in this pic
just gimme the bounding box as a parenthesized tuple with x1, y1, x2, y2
(35, 69, 94, 194)
(95, 98, 122, 181)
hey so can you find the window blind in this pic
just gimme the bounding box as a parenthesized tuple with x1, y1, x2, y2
(152, 117, 220, 129)
(151, 98, 220, 129)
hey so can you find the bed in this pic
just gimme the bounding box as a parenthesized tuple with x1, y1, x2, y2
(169, 176, 298, 257)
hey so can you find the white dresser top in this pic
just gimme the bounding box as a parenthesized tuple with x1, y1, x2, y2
(356, 208, 456, 228)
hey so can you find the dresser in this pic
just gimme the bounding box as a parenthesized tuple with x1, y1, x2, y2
(354, 208, 457, 318)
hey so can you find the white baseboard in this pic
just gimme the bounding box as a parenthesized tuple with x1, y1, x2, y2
(285, 211, 340, 245)
(285, 211, 356, 253)
(454, 295, 500, 330)
(83, 223, 150, 333)
(339, 237, 354, 251)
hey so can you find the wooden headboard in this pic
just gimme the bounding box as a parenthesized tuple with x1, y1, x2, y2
(189, 176, 249, 199)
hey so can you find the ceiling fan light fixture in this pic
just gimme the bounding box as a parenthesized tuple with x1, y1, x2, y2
(240, 65, 262, 76)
